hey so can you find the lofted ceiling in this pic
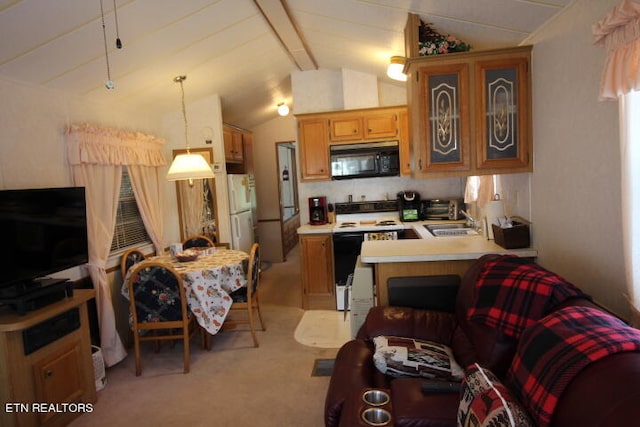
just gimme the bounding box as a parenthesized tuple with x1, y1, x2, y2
(0, 0, 572, 130)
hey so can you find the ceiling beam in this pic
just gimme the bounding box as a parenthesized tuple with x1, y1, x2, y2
(253, 0, 318, 71)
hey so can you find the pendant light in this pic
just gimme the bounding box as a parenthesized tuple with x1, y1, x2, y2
(166, 75, 215, 183)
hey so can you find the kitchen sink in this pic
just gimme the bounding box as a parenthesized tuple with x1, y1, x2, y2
(424, 223, 479, 237)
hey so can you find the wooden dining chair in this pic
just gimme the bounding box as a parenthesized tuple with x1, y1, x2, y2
(214, 242, 231, 249)
(225, 243, 265, 347)
(182, 234, 215, 249)
(126, 261, 208, 376)
(120, 247, 146, 278)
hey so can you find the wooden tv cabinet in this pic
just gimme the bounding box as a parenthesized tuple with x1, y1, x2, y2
(0, 289, 97, 427)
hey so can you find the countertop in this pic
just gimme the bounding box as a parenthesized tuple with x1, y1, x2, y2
(297, 220, 538, 263)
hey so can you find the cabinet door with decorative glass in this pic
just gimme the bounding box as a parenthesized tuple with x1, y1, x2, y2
(417, 63, 470, 173)
(475, 56, 531, 170)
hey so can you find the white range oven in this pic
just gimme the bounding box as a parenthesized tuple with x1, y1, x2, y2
(332, 200, 407, 311)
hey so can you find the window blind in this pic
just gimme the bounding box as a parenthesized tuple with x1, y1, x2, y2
(111, 168, 150, 252)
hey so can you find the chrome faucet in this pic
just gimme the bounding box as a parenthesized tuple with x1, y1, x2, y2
(460, 210, 479, 231)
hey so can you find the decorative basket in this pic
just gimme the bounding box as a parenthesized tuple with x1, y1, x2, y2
(492, 220, 531, 249)
(175, 250, 199, 262)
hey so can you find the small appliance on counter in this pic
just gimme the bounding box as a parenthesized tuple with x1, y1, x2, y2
(308, 196, 328, 225)
(397, 191, 421, 222)
(419, 199, 464, 220)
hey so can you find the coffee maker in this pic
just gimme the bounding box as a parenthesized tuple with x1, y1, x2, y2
(397, 191, 421, 222)
(308, 196, 328, 225)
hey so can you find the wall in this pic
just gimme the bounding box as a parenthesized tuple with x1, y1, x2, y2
(252, 114, 298, 262)
(0, 77, 160, 189)
(528, 0, 628, 318)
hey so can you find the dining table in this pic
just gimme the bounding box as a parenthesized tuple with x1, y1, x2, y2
(121, 248, 249, 335)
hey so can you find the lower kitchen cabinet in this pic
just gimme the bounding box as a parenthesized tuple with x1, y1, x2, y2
(0, 290, 97, 427)
(300, 233, 335, 309)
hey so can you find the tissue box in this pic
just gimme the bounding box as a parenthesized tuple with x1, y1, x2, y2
(492, 221, 530, 249)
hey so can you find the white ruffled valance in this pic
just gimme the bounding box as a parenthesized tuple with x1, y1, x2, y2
(66, 123, 167, 167)
(593, 0, 640, 100)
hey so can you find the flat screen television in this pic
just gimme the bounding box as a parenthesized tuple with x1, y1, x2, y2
(0, 187, 88, 297)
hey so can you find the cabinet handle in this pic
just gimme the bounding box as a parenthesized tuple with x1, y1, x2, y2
(45, 370, 54, 378)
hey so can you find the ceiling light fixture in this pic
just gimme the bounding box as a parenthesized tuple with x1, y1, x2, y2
(387, 56, 407, 82)
(167, 75, 215, 184)
(277, 102, 290, 116)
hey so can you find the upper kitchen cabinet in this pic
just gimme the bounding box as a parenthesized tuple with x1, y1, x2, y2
(414, 62, 471, 174)
(329, 110, 399, 142)
(404, 14, 532, 178)
(298, 118, 330, 181)
(475, 54, 531, 171)
(296, 106, 408, 181)
(223, 123, 253, 174)
(329, 116, 363, 141)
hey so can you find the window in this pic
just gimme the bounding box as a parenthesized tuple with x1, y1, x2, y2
(110, 168, 150, 252)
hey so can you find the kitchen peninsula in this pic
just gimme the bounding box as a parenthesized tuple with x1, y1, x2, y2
(298, 218, 537, 309)
(360, 227, 537, 305)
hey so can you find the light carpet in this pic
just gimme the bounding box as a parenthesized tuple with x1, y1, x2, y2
(294, 310, 352, 348)
(69, 245, 338, 427)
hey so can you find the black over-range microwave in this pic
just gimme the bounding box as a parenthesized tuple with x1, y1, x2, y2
(330, 140, 400, 180)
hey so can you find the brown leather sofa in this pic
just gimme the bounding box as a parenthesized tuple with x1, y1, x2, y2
(325, 254, 640, 427)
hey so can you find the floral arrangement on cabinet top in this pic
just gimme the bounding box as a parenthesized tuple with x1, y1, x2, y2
(419, 20, 471, 56)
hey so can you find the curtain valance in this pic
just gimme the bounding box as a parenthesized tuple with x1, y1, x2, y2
(66, 123, 167, 167)
(593, 0, 640, 100)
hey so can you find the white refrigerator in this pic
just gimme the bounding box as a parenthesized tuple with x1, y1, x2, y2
(227, 174, 255, 253)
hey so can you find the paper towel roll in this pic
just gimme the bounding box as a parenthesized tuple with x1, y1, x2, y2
(486, 200, 505, 240)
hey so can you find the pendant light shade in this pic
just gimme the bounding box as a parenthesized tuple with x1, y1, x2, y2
(387, 56, 407, 82)
(167, 153, 214, 181)
(166, 75, 215, 182)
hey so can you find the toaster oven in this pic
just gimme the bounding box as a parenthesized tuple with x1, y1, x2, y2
(419, 199, 464, 220)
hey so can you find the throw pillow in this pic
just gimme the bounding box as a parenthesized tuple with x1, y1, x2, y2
(372, 335, 463, 380)
(458, 363, 533, 427)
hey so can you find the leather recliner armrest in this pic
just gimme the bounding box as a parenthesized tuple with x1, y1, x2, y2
(356, 306, 457, 346)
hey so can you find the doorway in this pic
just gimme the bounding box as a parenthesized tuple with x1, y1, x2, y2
(276, 141, 300, 258)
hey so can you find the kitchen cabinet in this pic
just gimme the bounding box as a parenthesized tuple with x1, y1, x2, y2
(475, 55, 531, 171)
(223, 124, 254, 175)
(363, 112, 398, 139)
(414, 62, 472, 174)
(223, 124, 244, 164)
(299, 233, 334, 309)
(298, 118, 330, 181)
(0, 290, 97, 427)
(398, 109, 412, 175)
(329, 110, 398, 142)
(296, 106, 408, 181)
(404, 15, 532, 177)
(329, 116, 362, 141)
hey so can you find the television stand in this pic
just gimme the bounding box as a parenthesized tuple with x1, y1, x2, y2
(0, 278, 73, 316)
(0, 289, 97, 427)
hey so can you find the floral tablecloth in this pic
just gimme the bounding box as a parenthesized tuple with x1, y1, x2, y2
(122, 249, 249, 335)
